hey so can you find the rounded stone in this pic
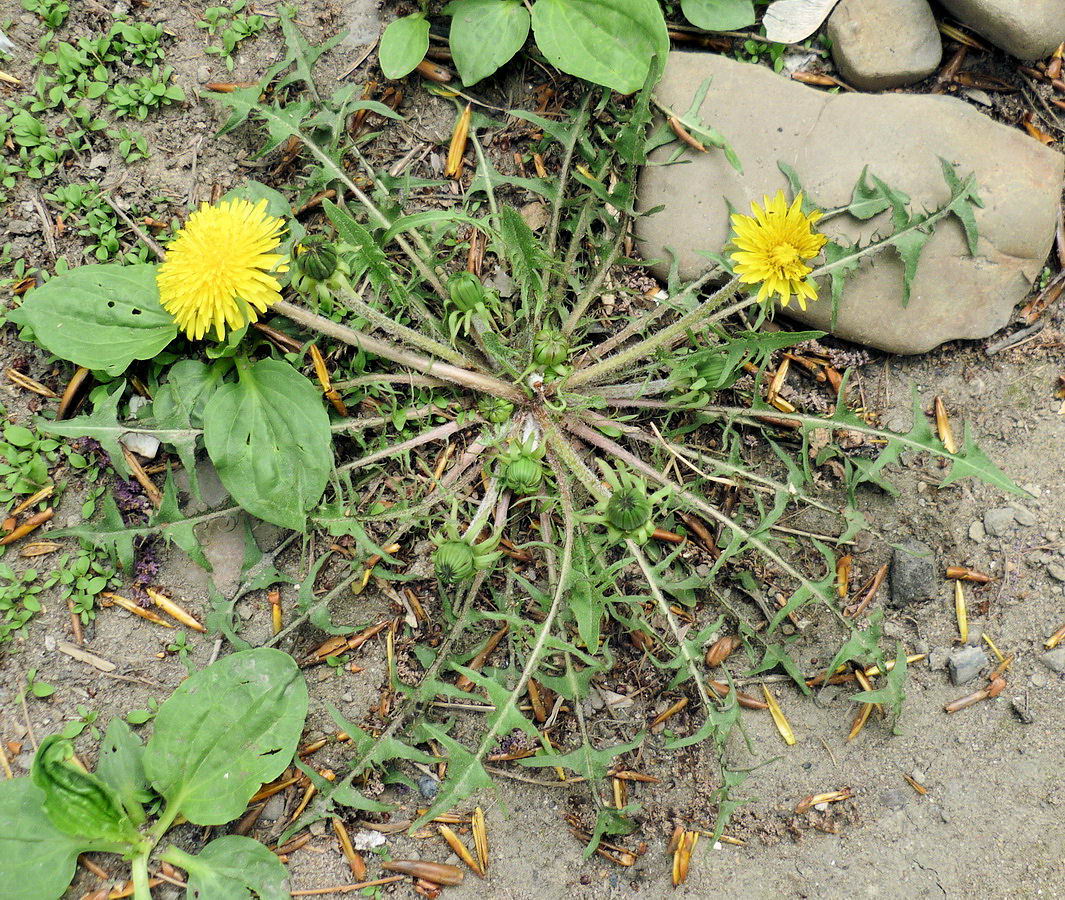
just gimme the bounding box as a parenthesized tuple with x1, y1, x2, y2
(937, 0, 1065, 60)
(636, 53, 1064, 354)
(828, 0, 942, 90)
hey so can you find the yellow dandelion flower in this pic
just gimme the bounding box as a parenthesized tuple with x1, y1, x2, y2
(157, 197, 289, 341)
(729, 191, 827, 310)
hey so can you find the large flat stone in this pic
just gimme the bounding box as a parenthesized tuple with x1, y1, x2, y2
(938, 0, 1065, 60)
(828, 0, 942, 90)
(636, 53, 1063, 354)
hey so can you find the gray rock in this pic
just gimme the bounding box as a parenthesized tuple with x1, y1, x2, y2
(417, 775, 440, 799)
(259, 793, 287, 822)
(1048, 562, 1065, 582)
(983, 507, 1016, 537)
(828, 0, 941, 90)
(968, 520, 986, 543)
(636, 53, 1064, 354)
(937, 0, 1065, 60)
(928, 647, 950, 670)
(1009, 503, 1037, 527)
(889, 540, 936, 606)
(1040, 648, 1065, 673)
(948, 645, 988, 685)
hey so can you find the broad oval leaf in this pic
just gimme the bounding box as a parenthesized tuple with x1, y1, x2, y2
(145, 648, 308, 826)
(531, 0, 668, 93)
(446, 0, 531, 86)
(379, 12, 430, 79)
(680, 0, 755, 31)
(203, 358, 332, 531)
(10, 264, 177, 376)
(95, 718, 150, 824)
(165, 836, 290, 900)
(0, 777, 122, 900)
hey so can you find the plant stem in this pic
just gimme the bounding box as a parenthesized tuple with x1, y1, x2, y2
(567, 276, 742, 389)
(131, 852, 151, 900)
(336, 280, 480, 370)
(627, 540, 715, 714)
(564, 419, 849, 629)
(335, 419, 474, 474)
(546, 93, 592, 264)
(306, 141, 448, 301)
(596, 378, 674, 399)
(561, 214, 627, 336)
(274, 300, 524, 402)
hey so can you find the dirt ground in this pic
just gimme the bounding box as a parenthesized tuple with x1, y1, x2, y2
(1, 2, 1064, 898)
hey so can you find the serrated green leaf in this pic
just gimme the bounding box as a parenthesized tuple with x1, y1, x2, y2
(155, 470, 212, 572)
(520, 733, 642, 781)
(410, 724, 494, 829)
(39, 382, 132, 476)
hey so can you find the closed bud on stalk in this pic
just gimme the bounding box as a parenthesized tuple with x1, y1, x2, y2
(477, 396, 514, 424)
(504, 455, 542, 495)
(448, 272, 486, 313)
(295, 236, 339, 282)
(605, 487, 651, 534)
(533, 328, 569, 367)
(434, 540, 477, 584)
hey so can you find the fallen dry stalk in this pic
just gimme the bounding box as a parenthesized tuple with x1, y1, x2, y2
(381, 861, 464, 885)
(795, 787, 854, 814)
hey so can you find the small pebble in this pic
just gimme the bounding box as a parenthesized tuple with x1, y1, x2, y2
(983, 507, 1015, 538)
(1047, 563, 1065, 583)
(417, 774, 440, 800)
(947, 645, 988, 685)
(880, 789, 907, 810)
(1010, 504, 1037, 527)
(1039, 647, 1065, 673)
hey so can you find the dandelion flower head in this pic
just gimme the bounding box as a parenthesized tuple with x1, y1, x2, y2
(729, 191, 827, 310)
(157, 197, 288, 340)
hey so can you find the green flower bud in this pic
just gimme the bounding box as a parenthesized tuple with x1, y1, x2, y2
(448, 272, 486, 313)
(605, 487, 651, 535)
(533, 328, 569, 367)
(295, 236, 339, 282)
(434, 540, 477, 584)
(504, 455, 543, 495)
(478, 397, 515, 424)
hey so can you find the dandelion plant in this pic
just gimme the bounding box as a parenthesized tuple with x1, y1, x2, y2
(15, 33, 1018, 858)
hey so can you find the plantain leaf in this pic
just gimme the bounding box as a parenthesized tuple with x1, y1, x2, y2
(203, 358, 332, 531)
(9, 264, 176, 376)
(680, 0, 755, 31)
(164, 836, 290, 900)
(379, 13, 429, 79)
(446, 0, 530, 86)
(530, 0, 668, 94)
(145, 648, 307, 826)
(96, 718, 150, 824)
(0, 777, 125, 900)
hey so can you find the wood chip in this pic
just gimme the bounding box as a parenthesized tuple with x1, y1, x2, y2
(57, 641, 116, 672)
